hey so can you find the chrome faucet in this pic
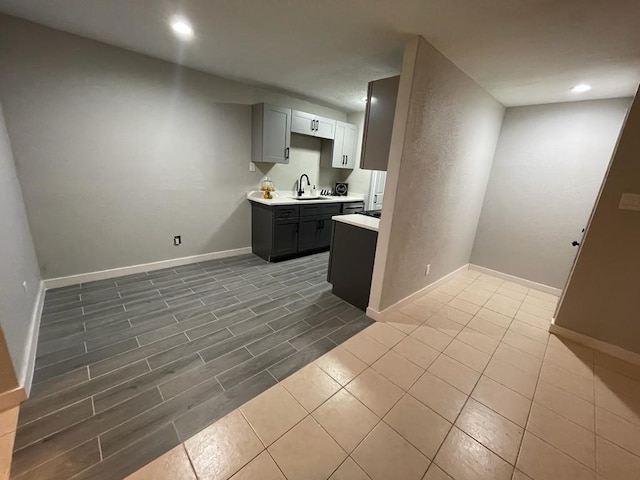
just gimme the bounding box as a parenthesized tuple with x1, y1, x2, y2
(298, 174, 311, 197)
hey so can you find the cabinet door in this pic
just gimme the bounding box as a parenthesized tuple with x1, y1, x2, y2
(298, 216, 321, 252)
(314, 116, 336, 140)
(317, 216, 334, 249)
(343, 123, 358, 169)
(360, 76, 400, 171)
(263, 105, 291, 163)
(291, 110, 316, 136)
(370, 171, 386, 210)
(273, 219, 298, 257)
(331, 122, 347, 168)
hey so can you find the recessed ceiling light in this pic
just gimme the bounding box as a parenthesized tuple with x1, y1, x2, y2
(571, 84, 591, 93)
(171, 18, 194, 39)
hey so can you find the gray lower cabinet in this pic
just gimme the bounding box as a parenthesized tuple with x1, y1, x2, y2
(273, 218, 299, 257)
(327, 221, 378, 311)
(298, 216, 333, 251)
(250, 202, 341, 261)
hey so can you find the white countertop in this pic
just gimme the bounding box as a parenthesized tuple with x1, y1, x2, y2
(332, 214, 380, 232)
(247, 190, 365, 206)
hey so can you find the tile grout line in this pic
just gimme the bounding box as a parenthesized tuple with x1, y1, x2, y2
(511, 325, 552, 476)
(97, 435, 103, 461)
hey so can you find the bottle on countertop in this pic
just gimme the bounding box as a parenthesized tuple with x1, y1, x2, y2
(260, 177, 274, 199)
(311, 185, 317, 197)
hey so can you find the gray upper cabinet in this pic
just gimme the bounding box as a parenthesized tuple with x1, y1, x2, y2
(360, 75, 400, 171)
(252, 103, 291, 163)
(291, 110, 336, 140)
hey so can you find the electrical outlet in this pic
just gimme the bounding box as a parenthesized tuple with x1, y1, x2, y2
(249, 162, 256, 172)
(173, 235, 182, 246)
(22, 281, 28, 296)
(425, 264, 431, 276)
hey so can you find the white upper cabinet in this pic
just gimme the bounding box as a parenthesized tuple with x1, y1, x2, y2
(252, 103, 291, 163)
(321, 121, 358, 169)
(341, 122, 357, 168)
(291, 110, 336, 140)
(315, 116, 336, 140)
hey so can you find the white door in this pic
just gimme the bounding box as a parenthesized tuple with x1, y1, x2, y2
(369, 171, 387, 210)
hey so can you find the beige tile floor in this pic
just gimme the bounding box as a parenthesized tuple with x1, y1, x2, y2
(18, 269, 640, 480)
(123, 269, 640, 480)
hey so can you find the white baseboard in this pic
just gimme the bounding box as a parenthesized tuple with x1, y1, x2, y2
(468, 264, 562, 296)
(367, 264, 470, 321)
(43, 247, 253, 289)
(21, 280, 45, 396)
(549, 321, 640, 367)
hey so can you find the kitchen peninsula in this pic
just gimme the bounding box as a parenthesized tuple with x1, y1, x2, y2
(327, 214, 380, 310)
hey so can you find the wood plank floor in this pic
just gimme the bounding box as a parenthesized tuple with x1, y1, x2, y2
(11, 252, 373, 480)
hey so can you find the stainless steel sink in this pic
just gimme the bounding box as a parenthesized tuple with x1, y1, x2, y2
(289, 196, 333, 201)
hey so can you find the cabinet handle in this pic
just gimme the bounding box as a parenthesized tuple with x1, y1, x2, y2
(295, 223, 299, 233)
(345, 155, 348, 165)
(285, 147, 290, 159)
(310, 119, 314, 131)
(374, 195, 377, 203)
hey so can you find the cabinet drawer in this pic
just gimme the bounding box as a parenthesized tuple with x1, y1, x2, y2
(299, 203, 341, 217)
(274, 206, 299, 219)
(321, 203, 342, 215)
(341, 202, 364, 214)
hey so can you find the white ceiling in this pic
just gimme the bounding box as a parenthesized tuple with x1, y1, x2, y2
(0, 0, 639, 112)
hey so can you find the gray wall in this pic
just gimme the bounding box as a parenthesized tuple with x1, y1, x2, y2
(0, 101, 42, 387)
(471, 99, 631, 289)
(372, 37, 504, 310)
(555, 90, 640, 354)
(0, 14, 347, 279)
(259, 135, 324, 194)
